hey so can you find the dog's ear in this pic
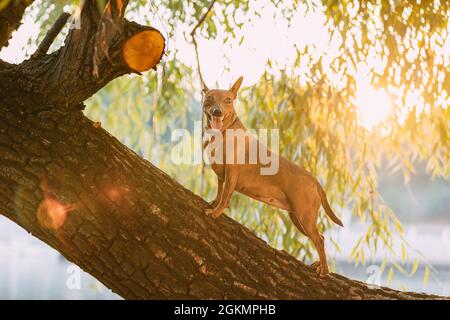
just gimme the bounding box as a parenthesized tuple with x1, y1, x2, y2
(229, 76, 243, 99)
(202, 82, 209, 94)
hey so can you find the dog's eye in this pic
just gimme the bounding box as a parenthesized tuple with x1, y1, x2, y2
(205, 96, 213, 104)
(224, 98, 232, 104)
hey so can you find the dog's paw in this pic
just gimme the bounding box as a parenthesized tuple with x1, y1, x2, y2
(318, 269, 330, 277)
(205, 208, 222, 219)
(206, 200, 217, 209)
(310, 261, 329, 277)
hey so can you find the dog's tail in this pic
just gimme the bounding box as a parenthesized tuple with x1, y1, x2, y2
(316, 182, 343, 227)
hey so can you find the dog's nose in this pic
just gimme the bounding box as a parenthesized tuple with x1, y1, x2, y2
(211, 107, 222, 117)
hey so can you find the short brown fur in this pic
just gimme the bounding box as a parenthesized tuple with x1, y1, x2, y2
(203, 76, 343, 276)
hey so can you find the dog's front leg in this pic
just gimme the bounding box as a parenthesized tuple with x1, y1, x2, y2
(207, 176, 224, 208)
(205, 166, 239, 219)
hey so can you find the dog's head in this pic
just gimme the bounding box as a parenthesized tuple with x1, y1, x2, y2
(202, 76, 243, 131)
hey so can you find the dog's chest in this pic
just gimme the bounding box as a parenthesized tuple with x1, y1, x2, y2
(205, 133, 235, 180)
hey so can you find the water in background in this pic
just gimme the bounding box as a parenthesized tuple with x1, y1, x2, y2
(0, 217, 121, 300)
(327, 220, 450, 297)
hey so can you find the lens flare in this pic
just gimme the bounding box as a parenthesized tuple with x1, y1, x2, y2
(37, 197, 77, 230)
(106, 186, 122, 202)
(104, 184, 133, 208)
(36, 177, 78, 230)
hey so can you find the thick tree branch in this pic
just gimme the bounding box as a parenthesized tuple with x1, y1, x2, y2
(105, 0, 129, 20)
(0, 0, 34, 50)
(13, 0, 164, 111)
(0, 107, 446, 300)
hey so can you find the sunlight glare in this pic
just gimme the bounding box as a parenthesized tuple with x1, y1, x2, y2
(355, 80, 393, 130)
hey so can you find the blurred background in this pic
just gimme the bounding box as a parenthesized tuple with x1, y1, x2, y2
(0, 0, 449, 299)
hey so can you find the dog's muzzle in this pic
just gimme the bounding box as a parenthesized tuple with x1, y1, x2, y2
(206, 107, 224, 130)
(211, 107, 222, 117)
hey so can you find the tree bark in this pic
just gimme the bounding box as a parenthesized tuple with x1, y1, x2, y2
(0, 1, 446, 300)
(0, 0, 34, 50)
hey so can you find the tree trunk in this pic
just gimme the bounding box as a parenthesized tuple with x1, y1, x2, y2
(0, 1, 445, 300)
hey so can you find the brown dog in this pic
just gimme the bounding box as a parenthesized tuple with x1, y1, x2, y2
(202, 76, 343, 276)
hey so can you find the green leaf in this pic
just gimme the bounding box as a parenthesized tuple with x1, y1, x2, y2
(423, 267, 430, 288)
(387, 267, 394, 287)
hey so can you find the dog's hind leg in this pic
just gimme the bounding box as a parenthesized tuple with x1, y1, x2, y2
(288, 211, 307, 236)
(290, 196, 329, 276)
(304, 219, 328, 276)
(308, 231, 328, 276)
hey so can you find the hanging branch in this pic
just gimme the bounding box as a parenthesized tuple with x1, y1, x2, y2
(190, 0, 216, 88)
(190, 0, 217, 195)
